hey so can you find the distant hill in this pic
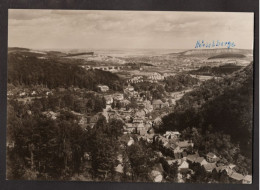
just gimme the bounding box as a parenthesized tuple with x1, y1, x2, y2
(177, 48, 252, 57)
(63, 52, 94, 57)
(189, 64, 243, 76)
(208, 53, 246, 59)
(8, 47, 30, 52)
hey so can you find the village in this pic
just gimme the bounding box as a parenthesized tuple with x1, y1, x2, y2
(8, 68, 251, 183)
(5, 9, 255, 184)
(86, 73, 251, 184)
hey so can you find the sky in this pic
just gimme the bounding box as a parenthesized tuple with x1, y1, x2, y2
(8, 10, 254, 50)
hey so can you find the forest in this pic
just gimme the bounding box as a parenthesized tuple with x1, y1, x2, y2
(164, 74, 199, 92)
(208, 53, 246, 59)
(7, 52, 123, 91)
(159, 63, 253, 174)
(189, 64, 243, 76)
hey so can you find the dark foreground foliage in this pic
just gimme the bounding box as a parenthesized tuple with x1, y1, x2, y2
(160, 63, 253, 174)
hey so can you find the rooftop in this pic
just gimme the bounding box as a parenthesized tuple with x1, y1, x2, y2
(230, 172, 244, 181)
(203, 163, 216, 171)
(152, 99, 164, 105)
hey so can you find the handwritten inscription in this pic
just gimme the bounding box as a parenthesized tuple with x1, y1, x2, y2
(195, 40, 236, 49)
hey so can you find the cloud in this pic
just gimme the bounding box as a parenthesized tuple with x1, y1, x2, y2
(8, 10, 254, 49)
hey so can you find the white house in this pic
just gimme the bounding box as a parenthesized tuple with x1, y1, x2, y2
(178, 160, 189, 172)
(113, 93, 124, 101)
(104, 95, 113, 105)
(242, 175, 252, 184)
(98, 85, 109, 92)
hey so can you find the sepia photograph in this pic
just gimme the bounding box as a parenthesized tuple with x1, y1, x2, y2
(7, 9, 254, 183)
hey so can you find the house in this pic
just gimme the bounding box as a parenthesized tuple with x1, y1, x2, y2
(194, 157, 208, 166)
(176, 140, 194, 150)
(31, 91, 37, 95)
(242, 175, 252, 184)
(128, 76, 143, 84)
(139, 128, 147, 136)
(150, 164, 164, 182)
(206, 152, 218, 163)
(187, 154, 199, 163)
(124, 86, 134, 92)
(164, 131, 180, 139)
(178, 159, 189, 172)
(19, 92, 26, 97)
(215, 166, 233, 176)
(152, 99, 168, 109)
(143, 108, 149, 115)
(182, 152, 188, 158)
(104, 95, 113, 105)
(150, 170, 163, 182)
(7, 91, 14, 96)
(143, 100, 153, 110)
(117, 154, 123, 163)
(163, 73, 174, 78)
(127, 137, 135, 146)
(167, 159, 176, 166)
(125, 123, 135, 133)
(147, 126, 155, 134)
(155, 151, 163, 157)
(229, 171, 244, 182)
(78, 117, 88, 129)
(228, 164, 236, 170)
(153, 117, 162, 126)
(133, 117, 143, 125)
(148, 72, 164, 81)
(124, 115, 132, 122)
(203, 163, 216, 172)
(46, 91, 52, 96)
(98, 85, 109, 92)
(124, 86, 136, 97)
(173, 146, 183, 158)
(145, 120, 153, 127)
(83, 152, 91, 160)
(114, 164, 123, 174)
(135, 110, 146, 119)
(6, 140, 15, 149)
(145, 134, 154, 143)
(108, 112, 121, 120)
(42, 111, 59, 120)
(136, 123, 145, 133)
(113, 93, 124, 101)
(174, 152, 183, 160)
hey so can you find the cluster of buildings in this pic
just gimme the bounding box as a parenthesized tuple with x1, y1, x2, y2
(126, 72, 175, 85)
(97, 85, 109, 92)
(7, 87, 54, 104)
(186, 153, 252, 183)
(126, 129, 252, 184)
(7, 88, 53, 98)
(152, 99, 169, 110)
(147, 72, 165, 81)
(98, 85, 174, 136)
(127, 76, 143, 84)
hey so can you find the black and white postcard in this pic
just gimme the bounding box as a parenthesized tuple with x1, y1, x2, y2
(6, 10, 254, 184)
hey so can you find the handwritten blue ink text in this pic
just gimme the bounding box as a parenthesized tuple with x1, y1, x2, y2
(195, 40, 236, 49)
